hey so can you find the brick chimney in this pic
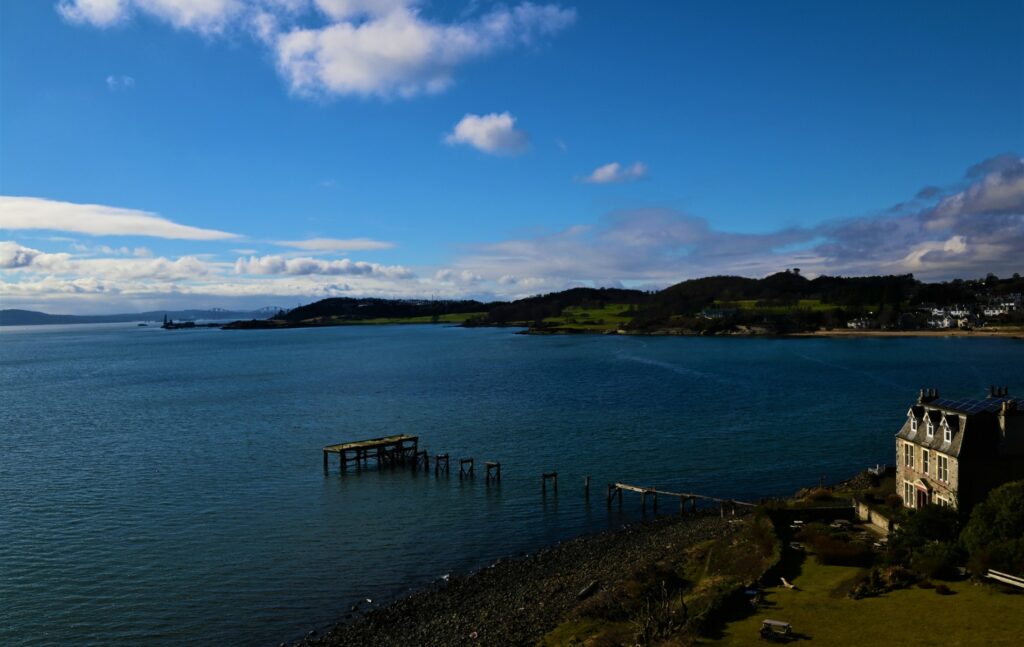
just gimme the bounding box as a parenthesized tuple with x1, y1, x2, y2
(918, 388, 939, 404)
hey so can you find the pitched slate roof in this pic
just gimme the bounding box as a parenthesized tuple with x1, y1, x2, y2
(896, 393, 1018, 458)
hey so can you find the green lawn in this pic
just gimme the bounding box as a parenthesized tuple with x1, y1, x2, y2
(702, 556, 1024, 646)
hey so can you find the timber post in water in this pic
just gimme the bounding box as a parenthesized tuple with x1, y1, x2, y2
(485, 461, 501, 483)
(541, 472, 558, 494)
(584, 475, 590, 499)
(413, 450, 429, 472)
(434, 453, 450, 475)
(322, 435, 419, 474)
(459, 458, 474, 479)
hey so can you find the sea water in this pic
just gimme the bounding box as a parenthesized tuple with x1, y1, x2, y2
(1, 323, 1020, 645)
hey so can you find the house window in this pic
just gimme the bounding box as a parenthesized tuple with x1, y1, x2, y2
(904, 481, 914, 508)
(923, 450, 930, 475)
(903, 443, 915, 468)
(911, 417, 918, 433)
(927, 420, 935, 436)
(944, 425, 951, 443)
(937, 455, 949, 482)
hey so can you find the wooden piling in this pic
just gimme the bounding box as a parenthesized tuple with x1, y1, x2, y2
(584, 475, 590, 499)
(459, 458, 474, 478)
(435, 453, 449, 475)
(541, 471, 558, 494)
(323, 450, 328, 472)
(485, 461, 501, 483)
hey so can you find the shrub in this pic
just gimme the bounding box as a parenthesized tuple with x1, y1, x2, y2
(884, 493, 904, 510)
(881, 565, 917, 589)
(805, 487, 834, 502)
(910, 541, 962, 580)
(917, 580, 935, 589)
(935, 584, 953, 595)
(812, 537, 874, 566)
(961, 480, 1024, 575)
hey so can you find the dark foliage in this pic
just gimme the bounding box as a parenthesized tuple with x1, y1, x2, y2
(281, 297, 487, 322)
(961, 480, 1024, 575)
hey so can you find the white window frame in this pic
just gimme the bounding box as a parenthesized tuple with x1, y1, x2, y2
(923, 449, 930, 475)
(927, 420, 935, 437)
(903, 442, 915, 468)
(904, 481, 914, 508)
(911, 417, 918, 433)
(937, 454, 949, 482)
(943, 424, 951, 443)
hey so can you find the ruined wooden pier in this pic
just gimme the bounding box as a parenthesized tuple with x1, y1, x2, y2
(608, 482, 755, 515)
(323, 434, 419, 472)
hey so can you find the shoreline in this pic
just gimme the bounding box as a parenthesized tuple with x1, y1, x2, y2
(291, 513, 743, 647)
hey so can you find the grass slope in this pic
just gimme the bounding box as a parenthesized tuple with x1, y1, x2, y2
(703, 554, 1024, 646)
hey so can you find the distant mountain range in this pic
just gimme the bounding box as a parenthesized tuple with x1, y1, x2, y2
(0, 307, 284, 326)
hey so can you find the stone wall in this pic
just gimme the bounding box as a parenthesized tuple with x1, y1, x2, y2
(854, 499, 893, 535)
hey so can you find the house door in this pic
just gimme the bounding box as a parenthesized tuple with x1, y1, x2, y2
(916, 488, 929, 508)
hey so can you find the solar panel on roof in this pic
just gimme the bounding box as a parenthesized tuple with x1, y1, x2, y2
(934, 396, 1008, 414)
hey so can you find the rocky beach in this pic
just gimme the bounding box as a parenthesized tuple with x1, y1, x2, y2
(294, 514, 742, 647)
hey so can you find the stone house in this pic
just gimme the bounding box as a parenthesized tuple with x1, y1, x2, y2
(895, 386, 1024, 512)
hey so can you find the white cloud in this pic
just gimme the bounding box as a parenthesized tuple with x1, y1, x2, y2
(0, 196, 238, 240)
(57, 0, 128, 27)
(445, 112, 528, 155)
(235, 254, 414, 278)
(105, 74, 135, 90)
(58, 1, 575, 99)
(271, 4, 574, 98)
(313, 0, 412, 21)
(583, 161, 648, 184)
(274, 237, 394, 252)
(59, 0, 243, 34)
(0, 242, 52, 269)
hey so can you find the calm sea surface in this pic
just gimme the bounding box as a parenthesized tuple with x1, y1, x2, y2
(1, 324, 1021, 645)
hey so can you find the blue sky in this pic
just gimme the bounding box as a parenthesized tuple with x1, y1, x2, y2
(1, 0, 1022, 313)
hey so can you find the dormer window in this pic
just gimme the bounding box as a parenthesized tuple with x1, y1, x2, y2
(944, 425, 951, 443)
(927, 420, 934, 437)
(911, 417, 918, 433)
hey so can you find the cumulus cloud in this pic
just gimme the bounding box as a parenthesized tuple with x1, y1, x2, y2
(235, 254, 414, 278)
(57, 0, 128, 27)
(275, 5, 575, 98)
(273, 237, 394, 252)
(0, 196, 238, 240)
(0, 242, 50, 269)
(59, 0, 243, 34)
(444, 112, 529, 155)
(59, 1, 576, 99)
(582, 161, 647, 184)
(1, 240, 213, 281)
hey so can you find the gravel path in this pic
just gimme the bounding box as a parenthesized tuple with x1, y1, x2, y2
(294, 514, 738, 647)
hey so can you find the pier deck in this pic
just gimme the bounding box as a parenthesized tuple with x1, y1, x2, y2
(323, 434, 419, 472)
(609, 482, 755, 514)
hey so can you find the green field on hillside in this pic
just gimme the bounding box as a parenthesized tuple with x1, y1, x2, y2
(702, 555, 1024, 646)
(326, 312, 486, 325)
(541, 303, 636, 330)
